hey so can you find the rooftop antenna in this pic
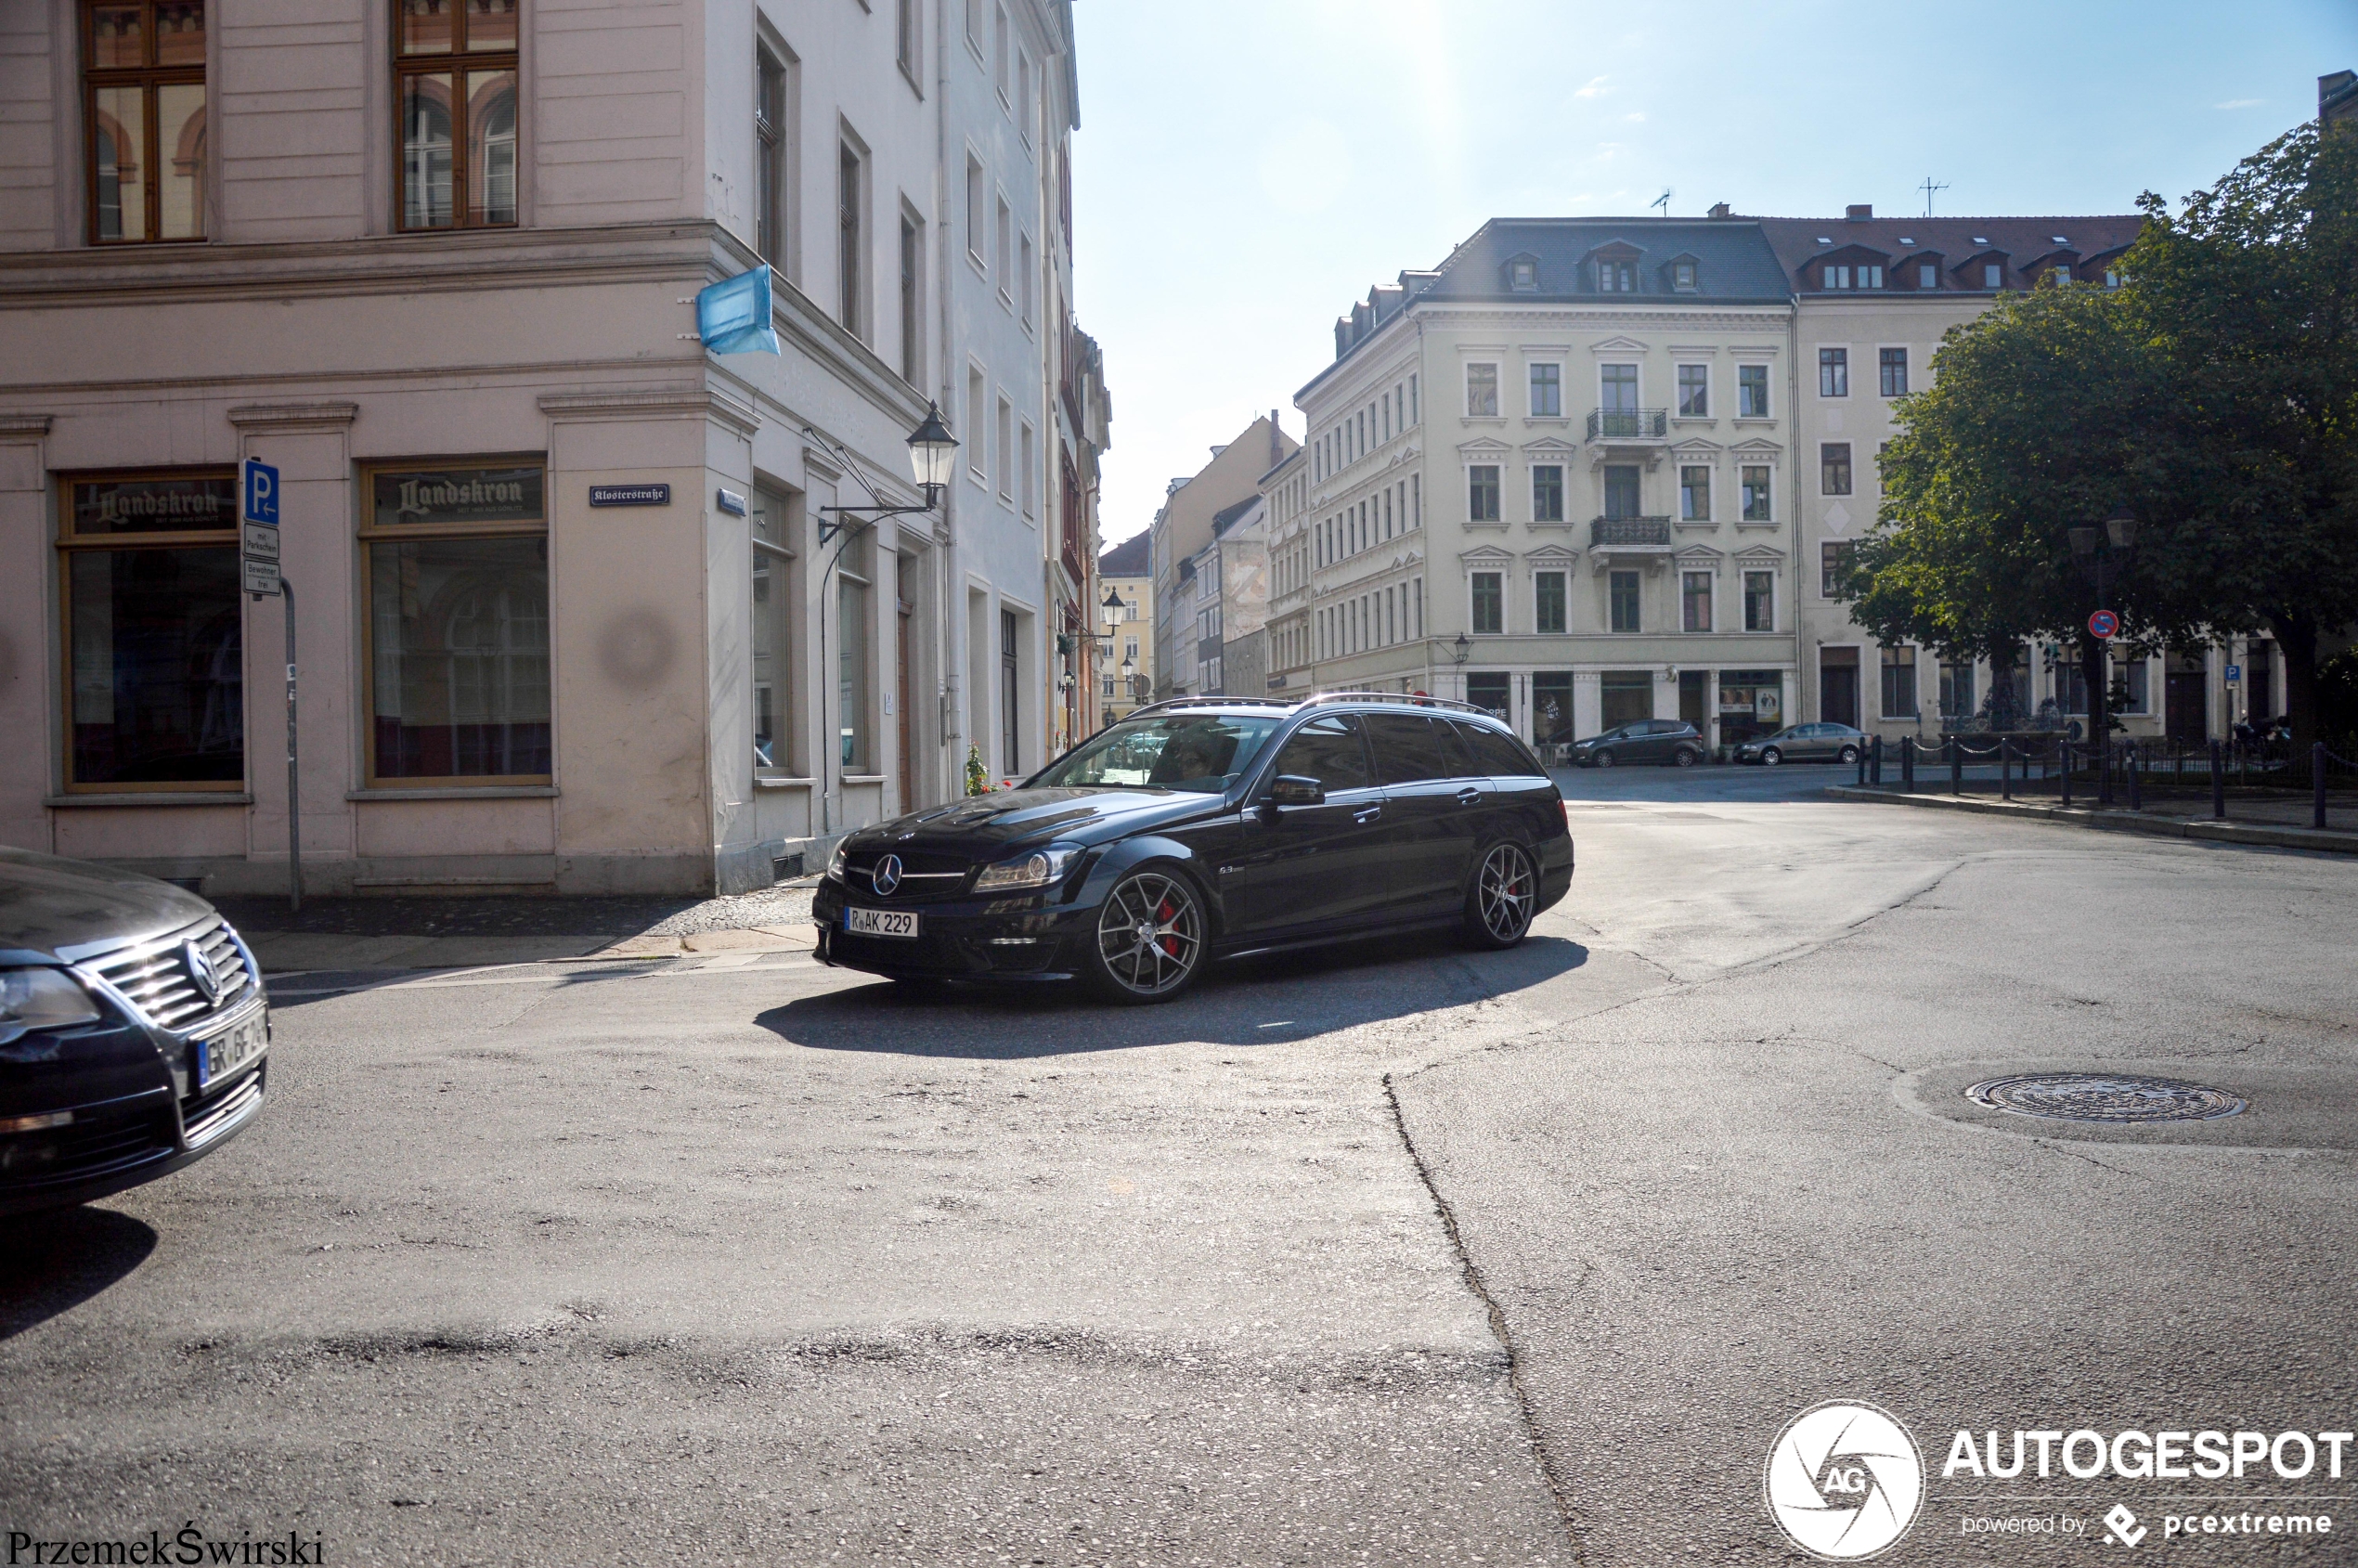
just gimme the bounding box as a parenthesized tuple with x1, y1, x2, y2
(1651, 188, 1672, 216)
(1919, 175, 1949, 217)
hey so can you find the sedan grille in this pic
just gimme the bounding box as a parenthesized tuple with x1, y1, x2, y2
(844, 849, 974, 901)
(84, 915, 258, 1033)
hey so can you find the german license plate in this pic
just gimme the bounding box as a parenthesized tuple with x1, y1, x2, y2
(844, 906, 919, 939)
(196, 1014, 267, 1088)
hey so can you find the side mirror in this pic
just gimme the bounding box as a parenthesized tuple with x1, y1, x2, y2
(1269, 774, 1325, 807)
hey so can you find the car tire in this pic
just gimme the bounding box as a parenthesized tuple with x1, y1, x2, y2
(1462, 840, 1539, 951)
(1673, 747, 1698, 768)
(1838, 745, 1860, 765)
(1760, 747, 1782, 766)
(1594, 750, 1615, 769)
(1083, 865, 1207, 1004)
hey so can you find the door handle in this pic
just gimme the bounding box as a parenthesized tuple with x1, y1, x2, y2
(1354, 805, 1382, 823)
(1456, 787, 1482, 805)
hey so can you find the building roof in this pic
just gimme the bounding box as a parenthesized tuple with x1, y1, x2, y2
(1303, 216, 1794, 397)
(1755, 213, 2144, 292)
(1098, 530, 1150, 576)
(1210, 495, 1260, 538)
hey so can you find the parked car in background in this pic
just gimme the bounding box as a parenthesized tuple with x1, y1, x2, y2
(1563, 720, 1705, 769)
(815, 694, 1575, 1003)
(1, 849, 269, 1214)
(1734, 723, 1869, 766)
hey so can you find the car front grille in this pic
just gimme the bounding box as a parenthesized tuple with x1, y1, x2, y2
(843, 849, 975, 901)
(183, 1066, 265, 1148)
(83, 914, 259, 1033)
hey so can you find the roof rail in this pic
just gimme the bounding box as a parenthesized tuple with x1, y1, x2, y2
(1121, 694, 1302, 719)
(1302, 689, 1494, 716)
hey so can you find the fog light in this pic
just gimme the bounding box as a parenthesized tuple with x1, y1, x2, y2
(0, 1109, 73, 1134)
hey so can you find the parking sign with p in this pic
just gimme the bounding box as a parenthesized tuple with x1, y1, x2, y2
(241, 457, 279, 525)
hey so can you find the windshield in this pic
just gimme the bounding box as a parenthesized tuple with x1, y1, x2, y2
(1031, 713, 1282, 794)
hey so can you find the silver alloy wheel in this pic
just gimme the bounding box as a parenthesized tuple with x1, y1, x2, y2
(1594, 750, 1615, 768)
(1839, 745, 1859, 764)
(1095, 871, 1202, 997)
(1760, 747, 1781, 766)
(1476, 843, 1535, 945)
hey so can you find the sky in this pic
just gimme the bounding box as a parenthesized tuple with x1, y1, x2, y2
(1069, 0, 2358, 551)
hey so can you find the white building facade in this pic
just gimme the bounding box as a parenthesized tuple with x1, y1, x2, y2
(1276, 217, 1800, 753)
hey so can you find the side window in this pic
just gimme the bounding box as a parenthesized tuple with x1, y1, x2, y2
(1366, 714, 1450, 785)
(1271, 714, 1370, 793)
(1455, 721, 1540, 778)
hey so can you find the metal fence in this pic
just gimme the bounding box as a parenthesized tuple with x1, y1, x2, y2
(1857, 733, 2358, 833)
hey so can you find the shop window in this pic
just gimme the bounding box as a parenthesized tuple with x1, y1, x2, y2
(396, 0, 520, 231)
(361, 459, 550, 783)
(84, 1, 210, 245)
(1532, 672, 1574, 746)
(1465, 672, 1510, 723)
(59, 470, 243, 788)
(752, 487, 798, 773)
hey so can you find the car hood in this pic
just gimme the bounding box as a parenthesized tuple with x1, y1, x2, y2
(0, 848, 215, 963)
(845, 786, 1224, 857)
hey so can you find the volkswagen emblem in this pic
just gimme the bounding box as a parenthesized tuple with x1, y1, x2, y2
(872, 854, 904, 896)
(180, 938, 223, 1006)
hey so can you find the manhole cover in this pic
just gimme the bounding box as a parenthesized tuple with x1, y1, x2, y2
(1963, 1073, 2248, 1123)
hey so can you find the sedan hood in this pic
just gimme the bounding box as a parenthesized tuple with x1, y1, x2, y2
(850, 786, 1220, 856)
(0, 848, 214, 962)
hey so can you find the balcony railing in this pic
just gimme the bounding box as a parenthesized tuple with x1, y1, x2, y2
(1590, 516, 1674, 549)
(1587, 408, 1668, 441)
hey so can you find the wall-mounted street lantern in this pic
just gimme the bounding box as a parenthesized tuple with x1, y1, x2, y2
(817, 402, 960, 543)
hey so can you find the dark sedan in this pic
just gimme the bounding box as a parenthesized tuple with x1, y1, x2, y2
(1733, 723, 1868, 766)
(2, 849, 269, 1215)
(1564, 719, 1705, 768)
(813, 695, 1574, 1003)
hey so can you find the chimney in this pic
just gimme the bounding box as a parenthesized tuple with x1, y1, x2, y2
(1846, 203, 1873, 221)
(1707, 201, 1730, 220)
(1268, 409, 1280, 466)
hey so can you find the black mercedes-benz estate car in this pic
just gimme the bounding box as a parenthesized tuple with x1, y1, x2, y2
(1, 849, 269, 1214)
(813, 693, 1574, 1003)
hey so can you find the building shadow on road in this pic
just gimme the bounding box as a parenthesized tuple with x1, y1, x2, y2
(0, 1206, 157, 1340)
(752, 932, 1587, 1057)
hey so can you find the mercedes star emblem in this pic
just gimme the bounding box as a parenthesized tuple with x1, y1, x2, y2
(873, 854, 903, 896)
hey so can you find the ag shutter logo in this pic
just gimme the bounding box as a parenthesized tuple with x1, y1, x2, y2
(1766, 1401, 1925, 1561)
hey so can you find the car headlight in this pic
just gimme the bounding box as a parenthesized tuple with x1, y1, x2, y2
(972, 846, 1080, 892)
(0, 968, 103, 1048)
(826, 840, 850, 883)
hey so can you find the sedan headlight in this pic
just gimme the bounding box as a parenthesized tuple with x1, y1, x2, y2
(826, 840, 850, 883)
(972, 846, 1081, 892)
(0, 968, 102, 1048)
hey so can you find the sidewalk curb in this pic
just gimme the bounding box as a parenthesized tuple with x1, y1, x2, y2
(1823, 784, 2358, 856)
(250, 924, 818, 975)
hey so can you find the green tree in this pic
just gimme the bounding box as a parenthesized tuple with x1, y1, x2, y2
(2124, 118, 2358, 745)
(1846, 280, 2203, 741)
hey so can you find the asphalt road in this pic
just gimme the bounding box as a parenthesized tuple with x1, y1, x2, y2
(5, 770, 2355, 1565)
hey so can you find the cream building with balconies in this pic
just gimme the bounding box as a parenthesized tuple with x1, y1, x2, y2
(1274, 216, 1800, 753)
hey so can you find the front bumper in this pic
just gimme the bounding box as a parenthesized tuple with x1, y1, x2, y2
(811, 877, 1099, 982)
(0, 993, 268, 1215)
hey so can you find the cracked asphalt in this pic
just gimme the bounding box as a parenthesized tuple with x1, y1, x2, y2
(5, 769, 2355, 1565)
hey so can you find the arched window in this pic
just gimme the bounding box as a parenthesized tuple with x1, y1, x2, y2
(396, 0, 520, 229)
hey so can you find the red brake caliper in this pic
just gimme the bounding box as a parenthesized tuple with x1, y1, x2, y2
(1156, 895, 1180, 957)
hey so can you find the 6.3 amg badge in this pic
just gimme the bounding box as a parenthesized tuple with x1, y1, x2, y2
(1766, 1401, 1925, 1560)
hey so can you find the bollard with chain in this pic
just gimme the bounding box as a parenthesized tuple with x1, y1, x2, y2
(1902, 735, 1915, 792)
(1857, 740, 1867, 787)
(2316, 742, 2328, 832)
(2060, 740, 2073, 807)
(1871, 733, 1883, 785)
(2001, 735, 2013, 800)
(2126, 741, 2141, 811)
(2210, 737, 2225, 819)
(1950, 736, 1963, 795)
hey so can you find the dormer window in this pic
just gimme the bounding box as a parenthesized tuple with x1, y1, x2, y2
(1509, 257, 1538, 291)
(2049, 265, 2072, 284)
(1599, 259, 1636, 292)
(1983, 263, 2002, 288)
(1825, 264, 1849, 290)
(1917, 262, 1937, 289)
(1821, 264, 1882, 291)
(1671, 261, 1697, 291)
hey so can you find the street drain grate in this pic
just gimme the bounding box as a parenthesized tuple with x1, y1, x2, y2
(1963, 1073, 2248, 1124)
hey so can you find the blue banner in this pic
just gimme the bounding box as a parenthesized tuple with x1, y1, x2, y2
(695, 265, 779, 356)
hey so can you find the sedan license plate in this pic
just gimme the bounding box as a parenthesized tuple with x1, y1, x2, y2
(844, 906, 919, 940)
(196, 1015, 267, 1088)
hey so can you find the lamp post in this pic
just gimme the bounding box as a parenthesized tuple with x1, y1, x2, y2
(2066, 506, 2135, 805)
(807, 403, 958, 833)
